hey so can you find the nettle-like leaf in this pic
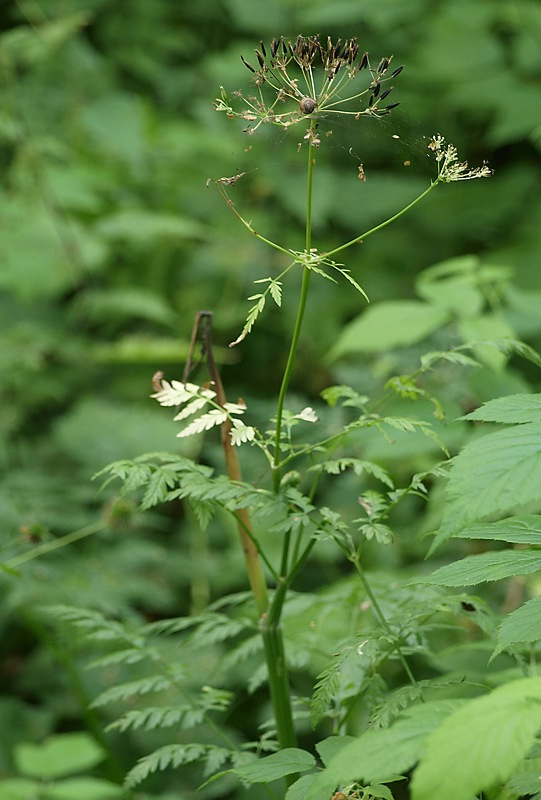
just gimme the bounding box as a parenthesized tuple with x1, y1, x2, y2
(453, 515, 541, 545)
(411, 677, 541, 800)
(419, 549, 541, 587)
(461, 392, 541, 424)
(434, 421, 541, 547)
(306, 700, 462, 800)
(494, 595, 541, 656)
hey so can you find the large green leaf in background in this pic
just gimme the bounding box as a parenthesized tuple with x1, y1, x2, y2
(434, 422, 541, 546)
(411, 678, 541, 800)
(327, 301, 449, 360)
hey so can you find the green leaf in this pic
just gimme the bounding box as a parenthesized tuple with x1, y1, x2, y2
(461, 393, 541, 423)
(419, 549, 541, 587)
(433, 422, 541, 546)
(286, 774, 319, 800)
(97, 209, 205, 244)
(415, 254, 485, 318)
(124, 743, 210, 788)
(453, 515, 541, 545)
(457, 315, 516, 369)
(233, 748, 316, 784)
(327, 301, 449, 360)
(0, 778, 39, 800)
(411, 677, 541, 800)
(14, 734, 105, 780)
(315, 736, 357, 767)
(494, 596, 541, 655)
(306, 702, 460, 799)
(505, 758, 541, 798)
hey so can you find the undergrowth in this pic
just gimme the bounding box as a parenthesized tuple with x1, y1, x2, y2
(2, 24, 541, 800)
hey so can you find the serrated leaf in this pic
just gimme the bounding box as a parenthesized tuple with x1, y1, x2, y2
(286, 773, 319, 800)
(433, 422, 541, 547)
(90, 675, 172, 707)
(411, 677, 541, 800)
(124, 743, 209, 789)
(461, 393, 541, 423)
(505, 758, 541, 797)
(453, 515, 541, 545)
(494, 596, 541, 655)
(269, 280, 282, 306)
(306, 701, 459, 800)
(178, 409, 227, 437)
(315, 736, 357, 767)
(419, 549, 541, 587)
(233, 749, 316, 783)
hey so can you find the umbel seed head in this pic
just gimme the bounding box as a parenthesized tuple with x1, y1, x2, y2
(214, 35, 405, 138)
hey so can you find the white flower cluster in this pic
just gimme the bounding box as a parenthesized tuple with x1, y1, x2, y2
(429, 134, 493, 183)
(151, 379, 256, 446)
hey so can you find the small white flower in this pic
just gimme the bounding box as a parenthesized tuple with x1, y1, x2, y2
(294, 407, 319, 423)
(428, 134, 493, 183)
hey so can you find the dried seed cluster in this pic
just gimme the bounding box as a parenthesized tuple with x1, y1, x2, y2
(214, 34, 403, 139)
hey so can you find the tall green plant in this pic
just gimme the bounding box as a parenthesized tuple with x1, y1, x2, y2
(45, 33, 541, 800)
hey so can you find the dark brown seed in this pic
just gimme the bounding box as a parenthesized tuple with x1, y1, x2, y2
(377, 57, 389, 74)
(383, 102, 400, 110)
(260, 40, 266, 57)
(359, 51, 369, 69)
(372, 82, 381, 98)
(380, 87, 392, 101)
(241, 55, 256, 73)
(256, 50, 265, 68)
(271, 38, 278, 57)
(390, 65, 404, 78)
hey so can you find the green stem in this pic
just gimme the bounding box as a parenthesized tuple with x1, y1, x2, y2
(6, 521, 107, 569)
(325, 180, 439, 260)
(272, 125, 317, 492)
(351, 557, 418, 687)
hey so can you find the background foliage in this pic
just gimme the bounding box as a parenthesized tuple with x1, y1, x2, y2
(1, 1, 540, 798)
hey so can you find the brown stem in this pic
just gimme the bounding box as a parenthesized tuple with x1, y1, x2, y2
(186, 311, 269, 616)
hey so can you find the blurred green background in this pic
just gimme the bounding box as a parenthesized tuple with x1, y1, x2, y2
(0, 0, 540, 795)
